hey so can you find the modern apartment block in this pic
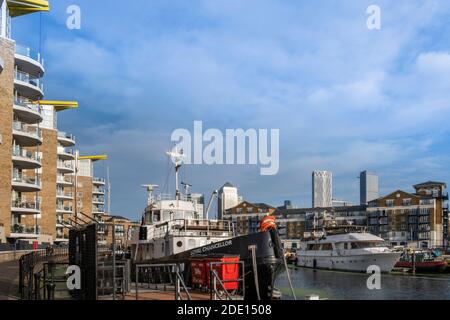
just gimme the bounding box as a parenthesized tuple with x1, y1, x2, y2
(312, 171, 332, 208)
(275, 205, 367, 240)
(367, 181, 449, 248)
(223, 201, 276, 236)
(103, 215, 139, 249)
(0, 1, 109, 249)
(360, 171, 379, 205)
(217, 182, 239, 220)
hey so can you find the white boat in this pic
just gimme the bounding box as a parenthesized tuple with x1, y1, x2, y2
(296, 228, 402, 273)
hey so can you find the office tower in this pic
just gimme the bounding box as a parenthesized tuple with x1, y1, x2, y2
(217, 182, 239, 220)
(312, 171, 332, 208)
(360, 171, 379, 205)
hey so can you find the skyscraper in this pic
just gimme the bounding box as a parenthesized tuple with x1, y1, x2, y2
(217, 182, 239, 220)
(360, 171, 379, 204)
(312, 171, 332, 208)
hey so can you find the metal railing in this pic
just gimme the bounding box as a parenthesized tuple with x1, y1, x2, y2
(15, 44, 44, 67)
(14, 70, 44, 91)
(12, 146, 41, 162)
(11, 225, 41, 235)
(57, 176, 73, 184)
(57, 161, 74, 170)
(144, 219, 232, 239)
(14, 98, 42, 115)
(57, 132, 75, 142)
(11, 199, 41, 211)
(12, 173, 41, 187)
(12, 121, 42, 139)
(93, 177, 106, 184)
(209, 261, 245, 300)
(56, 204, 74, 212)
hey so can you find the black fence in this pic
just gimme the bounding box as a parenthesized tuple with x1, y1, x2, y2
(19, 248, 68, 300)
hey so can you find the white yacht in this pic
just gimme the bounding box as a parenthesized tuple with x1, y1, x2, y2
(296, 227, 402, 273)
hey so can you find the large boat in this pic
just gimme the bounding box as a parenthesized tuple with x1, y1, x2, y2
(296, 226, 402, 273)
(129, 149, 284, 300)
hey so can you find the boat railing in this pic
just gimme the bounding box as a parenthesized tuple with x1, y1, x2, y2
(146, 219, 232, 238)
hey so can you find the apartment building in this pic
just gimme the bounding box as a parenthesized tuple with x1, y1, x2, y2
(103, 215, 139, 248)
(367, 181, 448, 248)
(275, 205, 367, 240)
(223, 201, 276, 236)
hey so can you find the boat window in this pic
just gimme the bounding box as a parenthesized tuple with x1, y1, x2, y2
(321, 243, 332, 250)
(351, 242, 359, 249)
(153, 211, 161, 222)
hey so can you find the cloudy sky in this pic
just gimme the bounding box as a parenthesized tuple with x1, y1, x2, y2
(11, 0, 450, 219)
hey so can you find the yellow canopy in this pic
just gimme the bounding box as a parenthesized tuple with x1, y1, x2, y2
(79, 155, 109, 162)
(37, 100, 78, 112)
(7, 0, 49, 17)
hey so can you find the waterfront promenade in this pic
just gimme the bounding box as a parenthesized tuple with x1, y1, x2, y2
(0, 261, 20, 300)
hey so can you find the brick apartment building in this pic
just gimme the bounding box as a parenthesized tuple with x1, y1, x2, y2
(223, 201, 276, 236)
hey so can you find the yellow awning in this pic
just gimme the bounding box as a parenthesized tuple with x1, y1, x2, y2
(36, 100, 78, 112)
(7, 0, 50, 17)
(79, 155, 108, 162)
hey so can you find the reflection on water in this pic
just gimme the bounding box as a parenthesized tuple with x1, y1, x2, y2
(276, 267, 450, 300)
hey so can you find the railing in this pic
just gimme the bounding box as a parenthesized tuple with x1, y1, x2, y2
(56, 190, 73, 198)
(11, 199, 41, 211)
(12, 146, 41, 162)
(56, 205, 73, 212)
(93, 177, 106, 184)
(12, 173, 41, 187)
(14, 70, 44, 91)
(57, 147, 74, 156)
(14, 98, 42, 115)
(11, 225, 41, 235)
(92, 197, 104, 203)
(57, 176, 73, 184)
(12, 121, 42, 139)
(57, 132, 75, 142)
(92, 207, 105, 213)
(145, 219, 232, 239)
(57, 161, 74, 170)
(92, 188, 105, 194)
(15, 44, 44, 67)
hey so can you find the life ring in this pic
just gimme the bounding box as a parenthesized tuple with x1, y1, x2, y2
(260, 216, 277, 232)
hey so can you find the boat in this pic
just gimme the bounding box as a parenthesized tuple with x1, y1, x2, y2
(394, 250, 448, 273)
(296, 226, 402, 273)
(129, 149, 284, 300)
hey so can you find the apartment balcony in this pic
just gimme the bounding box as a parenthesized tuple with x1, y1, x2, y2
(12, 121, 42, 146)
(56, 204, 74, 214)
(11, 199, 41, 215)
(57, 161, 75, 174)
(14, 70, 44, 100)
(15, 44, 45, 76)
(13, 99, 42, 124)
(92, 197, 105, 205)
(92, 206, 105, 215)
(57, 147, 75, 161)
(56, 191, 74, 201)
(92, 187, 105, 195)
(93, 177, 106, 186)
(12, 173, 41, 192)
(57, 132, 76, 147)
(57, 175, 73, 186)
(9, 225, 40, 239)
(12, 146, 41, 169)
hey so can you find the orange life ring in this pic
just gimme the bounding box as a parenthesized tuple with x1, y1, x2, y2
(260, 216, 277, 232)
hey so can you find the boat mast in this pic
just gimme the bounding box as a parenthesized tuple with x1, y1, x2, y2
(167, 148, 185, 201)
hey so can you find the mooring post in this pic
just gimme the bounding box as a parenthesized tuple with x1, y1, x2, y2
(248, 245, 261, 300)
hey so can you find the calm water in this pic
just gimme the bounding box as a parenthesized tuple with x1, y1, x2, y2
(276, 267, 450, 300)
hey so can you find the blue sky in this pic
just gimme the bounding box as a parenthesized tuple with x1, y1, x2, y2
(11, 0, 450, 219)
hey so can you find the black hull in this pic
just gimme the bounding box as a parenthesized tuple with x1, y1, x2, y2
(136, 229, 284, 300)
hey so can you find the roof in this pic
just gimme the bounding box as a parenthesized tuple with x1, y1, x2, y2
(79, 155, 108, 162)
(7, 0, 49, 17)
(367, 189, 419, 204)
(221, 182, 235, 188)
(106, 215, 130, 222)
(306, 233, 384, 244)
(413, 181, 447, 188)
(274, 205, 366, 216)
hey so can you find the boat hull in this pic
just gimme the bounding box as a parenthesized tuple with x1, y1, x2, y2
(134, 229, 284, 300)
(394, 261, 447, 273)
(296, 252, 402, 273)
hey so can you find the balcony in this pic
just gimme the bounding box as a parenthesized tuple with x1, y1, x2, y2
(57, 147, 75, 161)
(57, 175, 73, 186)
(12, 173, 41, 192)
(13, 99, 42, 124)
(15, 44, 45, 76)
(14, 70, 44, 100)
(56, 204, 74, 214)
(56, 190, 74, 200)
(9, 225, 40, 239)
(12, 121, 42, 146)
(92, 187, 105, 195)
(92, 197, 105, 205)
(93, 177, 106, 186)
(92, 206, 105, 215)
(11, 199, 41, 215)
(57, 161, 74, 174)
(12, 146, 41, 169)
(57, 132, 76, 147)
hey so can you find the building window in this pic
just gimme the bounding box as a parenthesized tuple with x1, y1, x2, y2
(386, 199, 394, 207)
(402, 199, 411, 206)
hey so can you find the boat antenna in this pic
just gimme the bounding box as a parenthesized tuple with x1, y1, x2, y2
(142, 184, 159, 206)
(167, 147, 185, 201)
(181, 181, 192, 196)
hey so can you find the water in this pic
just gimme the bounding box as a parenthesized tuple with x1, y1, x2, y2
(276, 267, 450, 300)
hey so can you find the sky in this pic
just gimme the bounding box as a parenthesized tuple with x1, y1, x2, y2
(10, 0, 450, 219)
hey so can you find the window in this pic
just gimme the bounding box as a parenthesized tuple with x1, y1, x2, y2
(385, 199, 394, 207)
(321, 243, 332, 250)
(402, 199, 411, 206)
